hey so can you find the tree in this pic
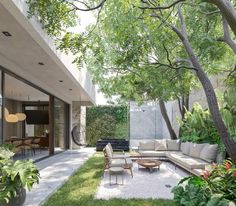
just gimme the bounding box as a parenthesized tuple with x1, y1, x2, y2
(26, 0, 236, 162)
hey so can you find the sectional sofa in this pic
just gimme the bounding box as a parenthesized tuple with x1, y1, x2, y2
(138, 139, 224, 176)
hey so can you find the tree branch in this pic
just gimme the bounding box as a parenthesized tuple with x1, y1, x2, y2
(65, 0, 106, 11)
(139, 0, 185, 10)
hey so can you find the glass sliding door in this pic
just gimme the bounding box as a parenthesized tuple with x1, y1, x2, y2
(54, 98, 66, 152)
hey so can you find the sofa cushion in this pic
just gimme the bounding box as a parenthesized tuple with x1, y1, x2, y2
(110, 158, 133, 168)
(139, 150, 166, 157)
(167, 152, 207, 169)
(139, 141, 155, 150)
(200, 144, 218, 163)
(155, 139, 167, 151)
(181, 142, 191, 155)
(167, 140, 180, 151)
(189, 143, 206, 158)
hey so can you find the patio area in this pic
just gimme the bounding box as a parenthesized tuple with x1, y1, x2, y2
(96, 161, 189, 200)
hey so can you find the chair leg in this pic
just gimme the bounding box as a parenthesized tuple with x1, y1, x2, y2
(130, 167, 133, 178)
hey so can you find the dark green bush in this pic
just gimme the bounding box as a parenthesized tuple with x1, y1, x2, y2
(86, 106, 128, 146)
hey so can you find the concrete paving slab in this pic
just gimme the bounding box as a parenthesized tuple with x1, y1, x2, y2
(23, 147, 95, 206)
(95, 161, 189, 200)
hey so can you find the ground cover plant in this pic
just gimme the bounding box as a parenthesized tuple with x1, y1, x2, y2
(43, 154, 174, 206)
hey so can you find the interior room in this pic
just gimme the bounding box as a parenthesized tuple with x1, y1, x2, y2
(4, 74, 50, 160)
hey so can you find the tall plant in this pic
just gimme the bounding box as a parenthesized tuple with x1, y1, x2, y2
(0, 147, 40, 204)
(179, 103, 220, 145)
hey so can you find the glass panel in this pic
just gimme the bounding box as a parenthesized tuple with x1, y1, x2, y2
(54, 98, 66, 152)
(4, 73, 49, 161)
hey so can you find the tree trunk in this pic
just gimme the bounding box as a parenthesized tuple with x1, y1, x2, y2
(206, 0, 236, 37)
(159, 99, 178, 140)
(176, 6, 236, 162)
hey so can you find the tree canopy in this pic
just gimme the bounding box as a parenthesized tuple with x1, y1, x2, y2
(26, 0, 236, 162)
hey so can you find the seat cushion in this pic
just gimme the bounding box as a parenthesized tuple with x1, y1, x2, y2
(200, 144, 218, 163)
(167, 152, 207, 169)
(139, 150, 166, 157)
(167, 140, 180, 151)
(189, 143, 206, 158)
(110, 158, 133, 168)
(139, 141, 155, 150)
(155, 140, 167, 151)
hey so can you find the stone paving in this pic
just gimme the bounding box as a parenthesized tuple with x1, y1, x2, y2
(96, 161, 189, 200)
(23, 148, 95, 206)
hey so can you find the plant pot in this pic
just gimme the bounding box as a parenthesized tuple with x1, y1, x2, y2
(0, 187, 26, 206)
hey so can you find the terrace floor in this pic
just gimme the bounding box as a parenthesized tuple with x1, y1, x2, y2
(23, 147, 96, 206)
(96, 161, 189, 200)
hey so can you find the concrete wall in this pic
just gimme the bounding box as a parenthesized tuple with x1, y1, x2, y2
(129, 101, 172, 147)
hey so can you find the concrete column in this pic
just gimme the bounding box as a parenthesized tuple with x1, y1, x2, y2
(71, 101, 86, 149)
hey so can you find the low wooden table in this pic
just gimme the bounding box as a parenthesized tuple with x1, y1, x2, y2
(136, 159, 162, 173)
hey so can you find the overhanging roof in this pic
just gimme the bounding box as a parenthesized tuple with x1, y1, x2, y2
(0, 0, 96, 105)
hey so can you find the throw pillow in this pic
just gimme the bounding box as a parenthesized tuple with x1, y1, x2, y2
(139, 141, 155, 150)
(181, 142, 190, 155)
(200, 144, 218, 163)
(189, 143, 206, 158)
(167, 140, 180, 151)
(155, 139, 167, 151)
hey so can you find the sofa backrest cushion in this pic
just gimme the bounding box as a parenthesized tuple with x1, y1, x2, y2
(155, 139, 167, 151)
(139, 141, 155, 150)
(105, 145, 112, 158)
(167, 140, 180, 151)
(189, 143, 206, 158)
(181, 142, 190, 155)
(200, 144, 218, 163)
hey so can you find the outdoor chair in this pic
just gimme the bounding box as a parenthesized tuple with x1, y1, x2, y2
(31, 138, 41, 154)
(107, 142, 130, 159)
(103, 144, 133, 177)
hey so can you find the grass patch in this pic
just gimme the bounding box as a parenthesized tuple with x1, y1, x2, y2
(43, 154, 175, 206)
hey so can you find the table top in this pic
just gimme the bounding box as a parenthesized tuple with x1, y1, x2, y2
(136, 159, 162, 168)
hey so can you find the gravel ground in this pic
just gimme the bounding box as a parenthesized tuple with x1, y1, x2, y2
(95, 161, 189, 200)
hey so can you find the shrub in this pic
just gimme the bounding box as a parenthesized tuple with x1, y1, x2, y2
(179, 103, 220, 145)
(86, 114, 116, 146)
(172, 160, 236, 206)
(0, 147, 40, 204)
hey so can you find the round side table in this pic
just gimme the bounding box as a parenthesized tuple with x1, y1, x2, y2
(109, 167, 124, 185)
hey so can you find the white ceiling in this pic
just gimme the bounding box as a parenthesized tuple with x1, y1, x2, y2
(0, 1, 95, 104)
(5, 74, 49, 101)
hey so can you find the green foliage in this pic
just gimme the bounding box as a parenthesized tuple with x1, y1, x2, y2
(179, 103, 221, 145)
(26, 0, 77, 37)
(205, 160, 236, 201)
(44, 154, 174, 206)
(86, 114, 117, 146)
(0, 147, 40, 204)
(172, 160, 236, 206)
(86, 106, 128, 146)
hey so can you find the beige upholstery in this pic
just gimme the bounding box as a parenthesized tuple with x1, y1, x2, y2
(139, 150, 166, 157)
(200, 144, 218, 163)
(181, 142, 191, 155)
(107, 143, 129, 159)
(103, 144, 133, 177)
(139, 141, 155, 150)
(167, 140, 180, 151)
(138, 140, 221, 176)
(110, 158, 133, 168)
(189, 143, 206, 158)
(167, 152, 207, 169)
(154, 140, 167, 151)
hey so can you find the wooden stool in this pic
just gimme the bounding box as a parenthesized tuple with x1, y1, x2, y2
(109, 167, 124, 185)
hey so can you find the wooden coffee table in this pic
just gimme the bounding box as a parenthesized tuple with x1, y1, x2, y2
(136, 159, 162, 173)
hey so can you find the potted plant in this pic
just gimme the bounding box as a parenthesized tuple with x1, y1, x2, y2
(0, 146, 40, 206)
